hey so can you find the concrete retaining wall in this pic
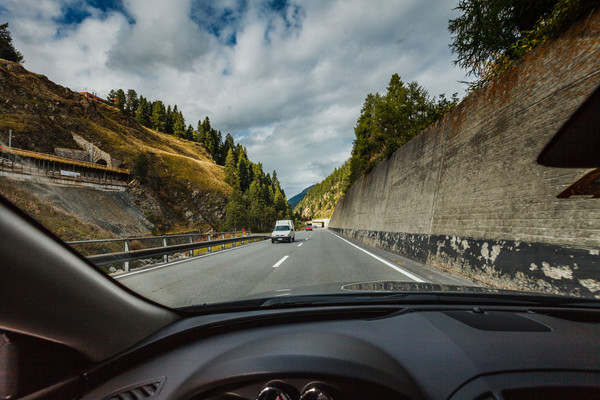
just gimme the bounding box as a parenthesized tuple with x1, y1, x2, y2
(330, 10, 600, 297)
(55, 132, 121, 167)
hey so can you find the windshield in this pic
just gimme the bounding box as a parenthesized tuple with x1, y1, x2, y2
(0, 0, 598, 309)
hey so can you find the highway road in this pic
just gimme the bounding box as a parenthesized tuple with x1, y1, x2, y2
(116, 229, 474, 308)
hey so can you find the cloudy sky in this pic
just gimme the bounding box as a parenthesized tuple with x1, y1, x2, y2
(1, 0, 469, 197)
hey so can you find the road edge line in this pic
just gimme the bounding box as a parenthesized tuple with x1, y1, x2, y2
(328, 230, 425, 283)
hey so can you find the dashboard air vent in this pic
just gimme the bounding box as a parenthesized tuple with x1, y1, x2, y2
(104, 378, 165, 400)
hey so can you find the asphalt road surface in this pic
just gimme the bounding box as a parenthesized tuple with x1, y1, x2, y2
(116, 229, 474, 308)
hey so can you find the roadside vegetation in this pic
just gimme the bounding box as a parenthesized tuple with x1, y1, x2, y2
(295, 161, 350, 220)
(296, 0, 596, 220)
(107, 88, 237, 167)
(223, 147, 291, 233)
(449, 0, 597, 89)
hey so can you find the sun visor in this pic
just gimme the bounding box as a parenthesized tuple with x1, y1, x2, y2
(537, 85, 600, 168)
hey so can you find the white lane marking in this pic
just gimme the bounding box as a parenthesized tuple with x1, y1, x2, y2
(276, 292, 291, 296)
(276, 288, 291, 292)
(297, 242, 303, 247)
(329, 231, 425, 283)
(115, 240, 267, 279)
(272, 255, 289, 268)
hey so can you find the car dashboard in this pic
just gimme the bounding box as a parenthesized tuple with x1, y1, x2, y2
(80, 303, 600, 400)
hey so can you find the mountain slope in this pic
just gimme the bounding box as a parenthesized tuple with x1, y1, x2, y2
(0, 59, 230, 237)
(295, 161, 349, 220)
(288, 184, 316, 209)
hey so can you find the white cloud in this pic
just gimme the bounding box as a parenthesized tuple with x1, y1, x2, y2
(108, 0, 214, 72)
(2, 0, 469, 196)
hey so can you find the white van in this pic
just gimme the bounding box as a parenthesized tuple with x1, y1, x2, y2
(271, 220, 295, 243)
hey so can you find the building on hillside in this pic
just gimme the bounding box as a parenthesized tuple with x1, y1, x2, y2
(79, 92, 107, 104)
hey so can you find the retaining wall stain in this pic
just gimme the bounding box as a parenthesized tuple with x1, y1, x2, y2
(331, 228, 600, 298)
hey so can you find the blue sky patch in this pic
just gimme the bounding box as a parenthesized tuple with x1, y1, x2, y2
(56, 0, 134, 26)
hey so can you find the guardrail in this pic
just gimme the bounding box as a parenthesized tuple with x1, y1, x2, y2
(67, 231, 268, 271)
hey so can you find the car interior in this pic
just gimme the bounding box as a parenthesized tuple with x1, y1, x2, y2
(1, 89, 599, 400)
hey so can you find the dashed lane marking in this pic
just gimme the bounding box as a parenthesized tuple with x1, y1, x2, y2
(272, 255, 289, 268)
(297, 243, 303, 247)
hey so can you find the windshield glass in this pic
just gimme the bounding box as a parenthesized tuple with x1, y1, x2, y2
(1, 0, 598, 309)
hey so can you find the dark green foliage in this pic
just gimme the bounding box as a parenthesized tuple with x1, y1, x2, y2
(223, 148, 238, 188)
(301, 73, 460, 214)
(0, 23, 23, 63)
(449, 0, 595, 86)
(135, 96, 151, 127)
(165, 105, 174, 134)
(172, 111, 186, 138)
(185, 124, 194, 141)
(346, 74, 458, 190)
(133, 152, 149, 183)
(448, 0, 558, 77)
(224, 149, 291, 232)
(151, 101, 166, 132)
(107, 90, 117, 105)
(195, 117, 227, 164)
(125, 89, 138, 116)
(115, 89, 126, 111)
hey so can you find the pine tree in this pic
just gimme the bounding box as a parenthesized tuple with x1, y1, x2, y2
(273, 187, 287, 219)
(184, 124, 192, 140)
(165, 105, 173, 134)
(115, 89, 126, 111)
(125, 89, 138, 116)
(173, 112, 186, 138)
(196, 119, 208, 144)
(224, 188, 248, 230)
(107, 89, 117, 105)
(151, 101, 166, 132)
(0, 23, 23, 63)
(224, 148, 238, 188)
(135, 96, 151, 127)
(237, 154, 251, 193)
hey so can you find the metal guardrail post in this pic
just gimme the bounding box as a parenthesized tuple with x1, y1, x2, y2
(221, 234, 225, 250)
(188, 236, 193, 257)
(207, 234, 212, 253)
(123, 239, 130, 271)
(163, 238, 168, 263)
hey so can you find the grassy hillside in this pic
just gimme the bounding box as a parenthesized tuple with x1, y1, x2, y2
(0, 59, 230, 237)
